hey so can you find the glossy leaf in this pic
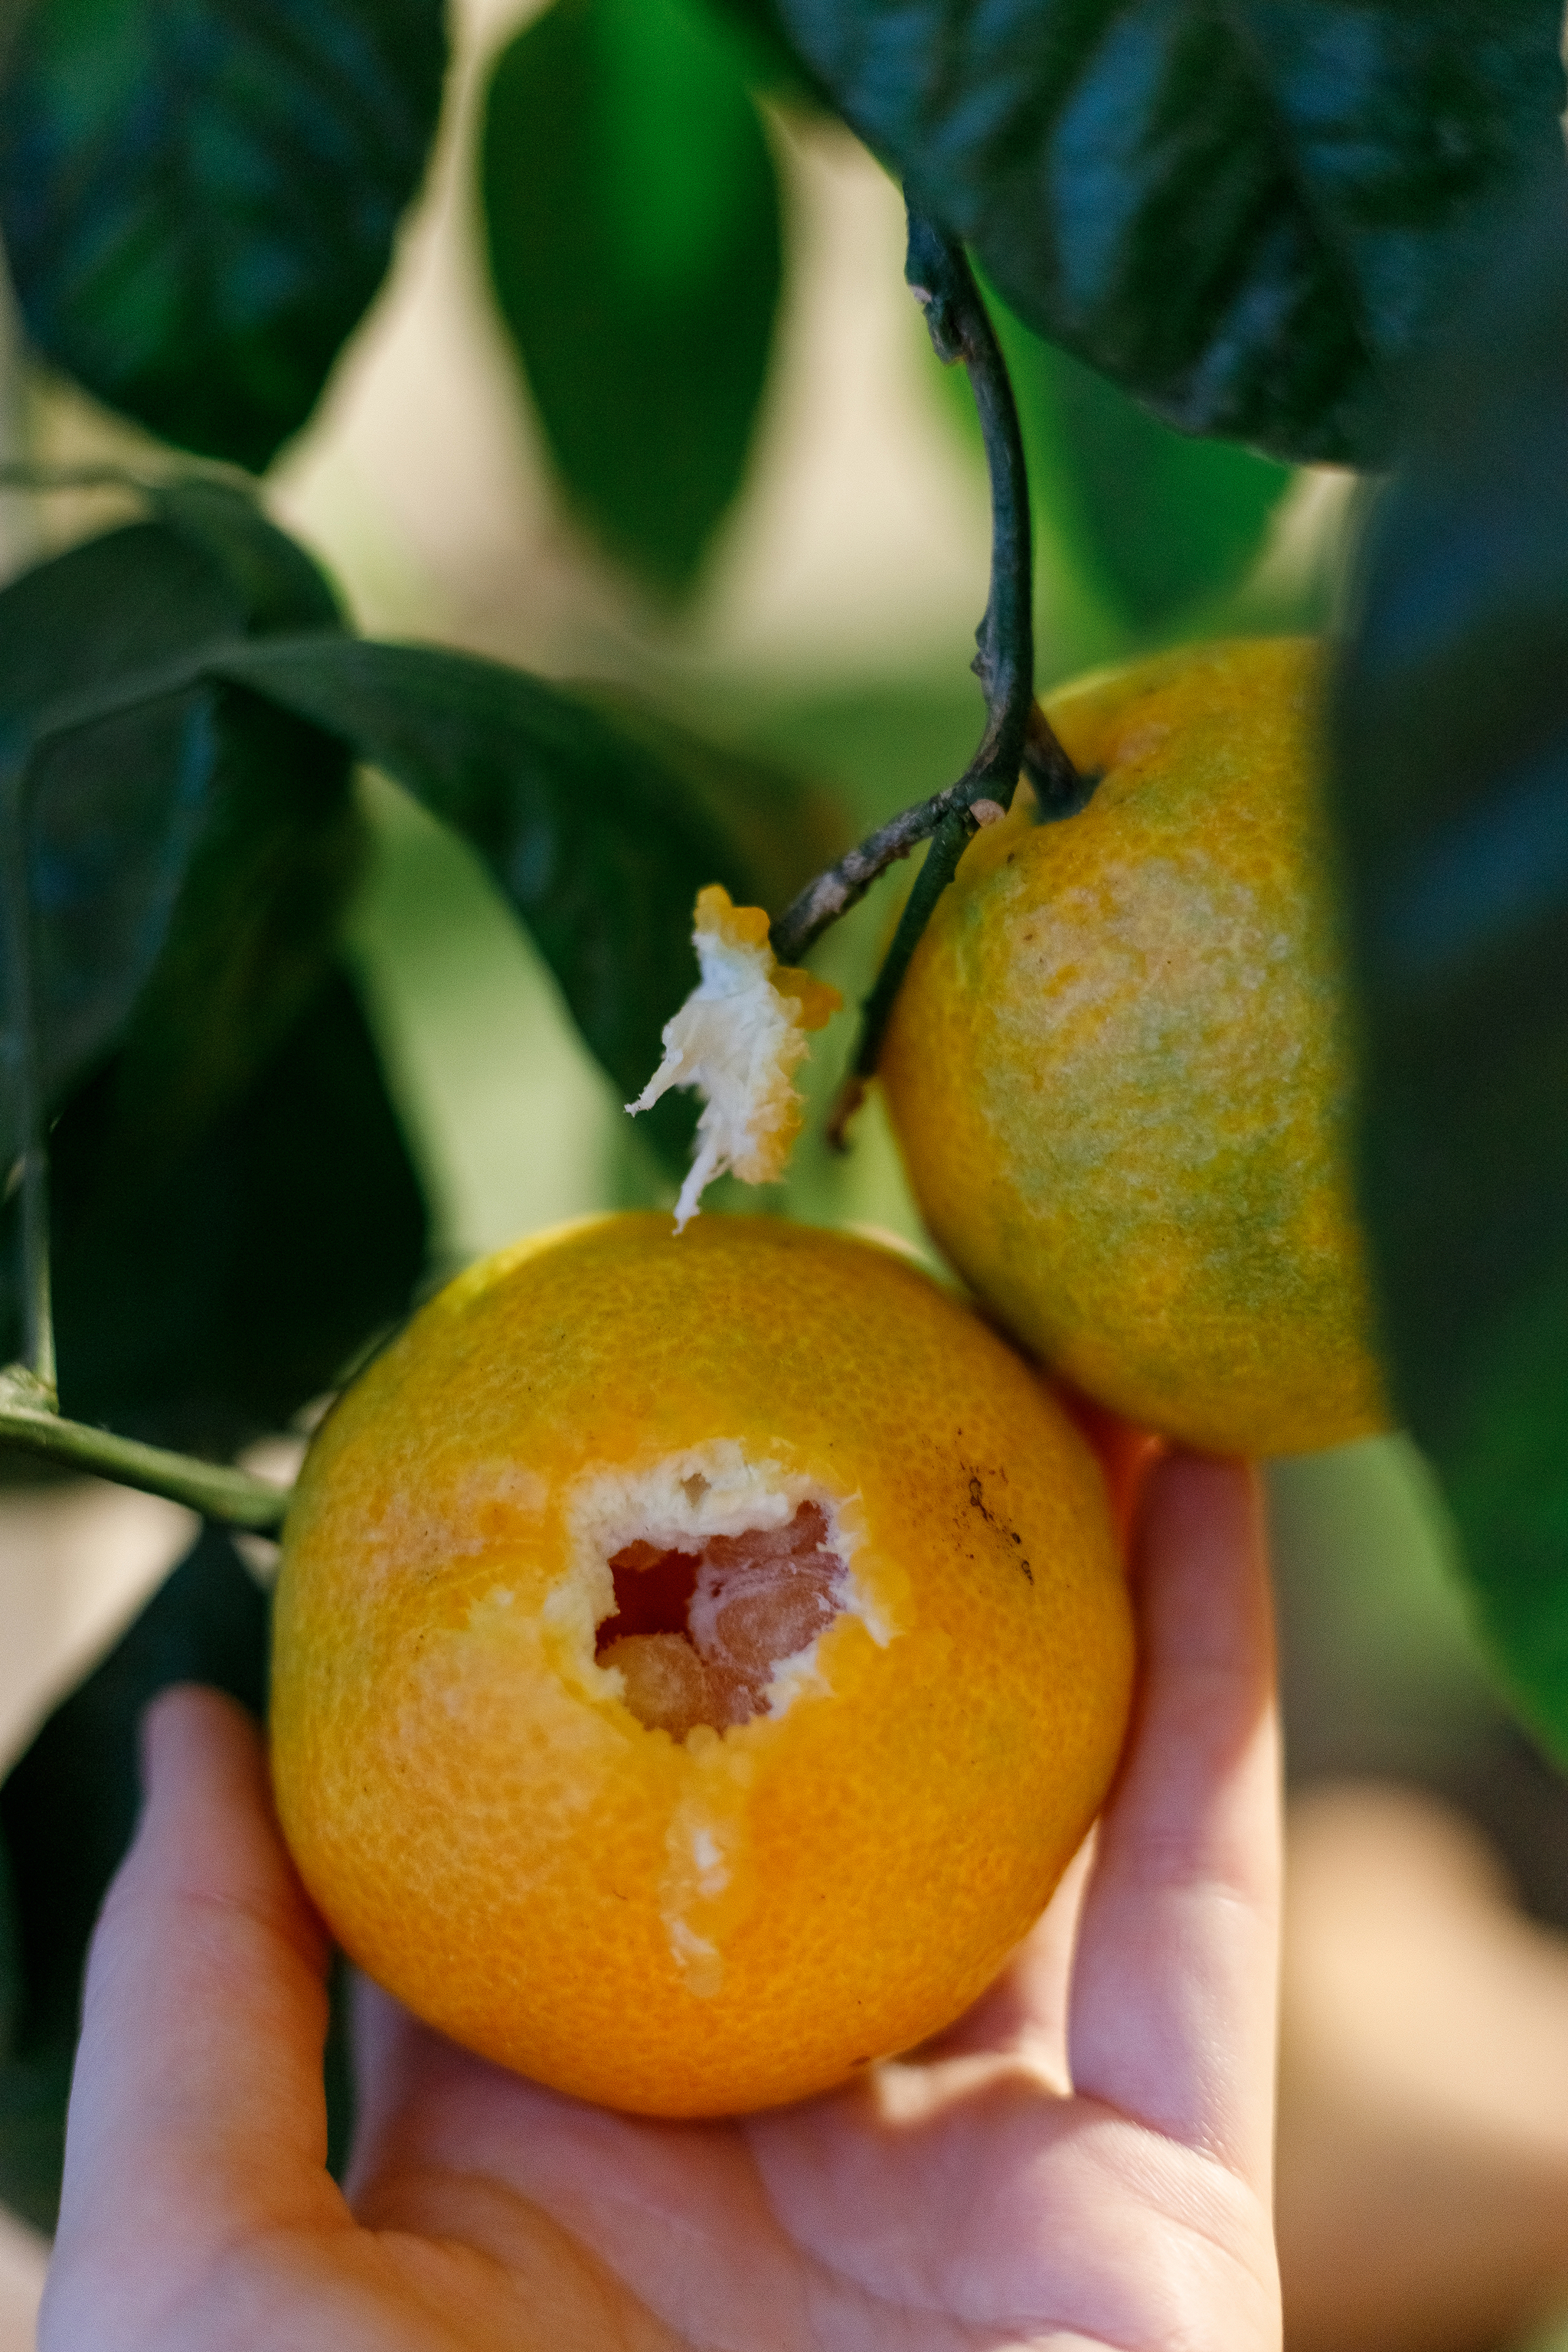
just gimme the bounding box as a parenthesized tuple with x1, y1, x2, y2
(0, 511, 358, 1169)
(0, 0, 448, 469)
(200, 636, 754, 1157)
(994, 305, 1293, 632)
(144, 476, 345, 635)
(482, 0, 783, 591)
(1331, 164, 1568, 1756)
(777, 0, 1565, 466)
(0, 968, 428, 1455)
(575, 687, 849, 912)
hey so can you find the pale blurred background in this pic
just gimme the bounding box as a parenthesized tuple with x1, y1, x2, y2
(3, 2, 1568, 2347)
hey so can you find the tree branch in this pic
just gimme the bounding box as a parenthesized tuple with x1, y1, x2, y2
(770, 203, 1079, 1095)
(0, 1366, 292, 1528)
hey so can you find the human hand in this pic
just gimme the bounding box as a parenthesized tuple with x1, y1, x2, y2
(41, 1452, 1281, 2351)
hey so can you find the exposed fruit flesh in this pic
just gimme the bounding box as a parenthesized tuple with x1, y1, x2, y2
(598, 1501, 845, 1738)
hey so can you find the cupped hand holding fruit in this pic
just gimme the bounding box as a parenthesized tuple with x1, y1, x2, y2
(41, 639, 1325, 2344)
(42, 1452, 1281, 2352)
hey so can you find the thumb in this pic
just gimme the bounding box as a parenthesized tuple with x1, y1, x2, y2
(47, 1688, 345, 2341)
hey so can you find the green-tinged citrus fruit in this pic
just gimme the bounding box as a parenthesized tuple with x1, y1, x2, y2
(880, 638, 1388, 1456)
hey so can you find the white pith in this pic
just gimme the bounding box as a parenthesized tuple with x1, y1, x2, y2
(545, 1439, 886, 1731)
(531, 1443, 900, 1996)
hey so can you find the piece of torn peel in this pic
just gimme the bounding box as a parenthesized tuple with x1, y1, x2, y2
(627, 886, 841, 1230)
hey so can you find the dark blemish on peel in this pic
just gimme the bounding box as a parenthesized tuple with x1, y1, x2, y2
(965, 1460, 1035, 1585)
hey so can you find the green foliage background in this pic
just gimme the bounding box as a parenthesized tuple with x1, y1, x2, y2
(0, 0, 1563, 2292)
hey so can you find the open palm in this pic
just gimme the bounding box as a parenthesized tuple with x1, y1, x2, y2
(42, 1455, 1281, 2352)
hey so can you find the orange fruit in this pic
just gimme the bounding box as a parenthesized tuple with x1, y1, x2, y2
(880, 637, 1389, 1457)
(270, 1210, 1133, 2116)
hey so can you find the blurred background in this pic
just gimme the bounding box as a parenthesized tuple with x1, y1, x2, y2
(2, 2, 1568, 2347)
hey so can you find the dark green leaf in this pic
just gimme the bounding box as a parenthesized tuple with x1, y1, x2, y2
(0, 0, 448, 469)
(573, 687, 850, 911)
(0, 519, 226, 738)
(201, 635, 753, 1165)
(0, 514, 358, 1168)
(103, 690, 361, 1168)
(704, 0, 828, 102)
(143, 477, 345, 635)
(1331, 165, 1568, 1755)
(0, 1525, 268, 2230)
(992, 303, 1293, 632)
(777, 0, 1565, 466)
(481, 0, 782, 592)
(90, 489, 348, 1161)
(0, 967, 428, 1455)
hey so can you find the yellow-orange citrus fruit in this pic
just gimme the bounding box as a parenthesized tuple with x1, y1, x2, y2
(880, 637, 1389, 1458)
(270, 1211, 1132, 2117)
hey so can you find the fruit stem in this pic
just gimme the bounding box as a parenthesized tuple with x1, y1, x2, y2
(771, 205, 1077, 1093)
(0, 1364, 292, 1527)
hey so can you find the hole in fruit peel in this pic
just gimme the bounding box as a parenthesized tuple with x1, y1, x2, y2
(597, 1501, 846, 1740)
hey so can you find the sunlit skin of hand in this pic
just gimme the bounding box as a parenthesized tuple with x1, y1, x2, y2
(40, 1455, 1282, 2352)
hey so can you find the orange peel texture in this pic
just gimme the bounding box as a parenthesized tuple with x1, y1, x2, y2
(270, 1211, 1133, 2117)
(880, 637, 1389, 1456)
(627, 885, 841, 1228)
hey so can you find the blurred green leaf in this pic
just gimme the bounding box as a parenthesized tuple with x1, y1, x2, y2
(0, 1524, 269, 2230)
(1332, 164, 1568, 1757)
(481, 0, 783, 593)
(777, 0, 1565, 467)
(932, 283, 1295, 635)
(995, 310, 1294, 635)
(704, 0, 825, 103)
(144, 476, 345, 635)
(0, 966, 428, 1455)
(719, 674, 985, 835)
(0, 508, 359, 1171)
(199, 635, 758, 1171)
(13, 579, 829, 1191)
(0, 0, 448, 469)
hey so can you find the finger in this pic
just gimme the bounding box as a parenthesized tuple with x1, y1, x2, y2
(1054, 1387, 1167, 1558)
(1067, 1454, 1281, 2190)
(52, 1687, 345, 2301)
(343, 1968, 433, 2203)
